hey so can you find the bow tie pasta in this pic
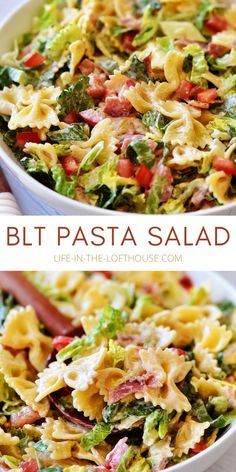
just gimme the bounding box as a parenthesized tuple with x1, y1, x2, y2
(0, 270, 236, 471)
(1, 0, 236, 213)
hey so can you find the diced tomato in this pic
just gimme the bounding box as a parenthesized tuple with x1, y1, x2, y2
(207, 43, 229, 57)
(189, 85, 205, 98)
(143, 53, 152, 73)
(60, 155, 78, 176)
(52, 336, 75, 351)
(179, 275, 193, 290)
(63, 112, 78, 124)
(213, 157, 236, 176)
(23, 52, 45, 68)
(87, 72, 106, 99)
(204, 14, 229, 34)
(21, 460, 39, 472)
(197, 88, 218, 103)
(121, 31, 138, 52)
(79, 109, 104, 126)
(104, 96, 133, 117)
(95, 271, 113, 279)
(191, 438, 208, 454)
(177, 80, 194, 101)
(16, 132, 40, 149)
(10, 406, 41, 428)
(136, 164, 153, 189)
(118, 159, 135, 178)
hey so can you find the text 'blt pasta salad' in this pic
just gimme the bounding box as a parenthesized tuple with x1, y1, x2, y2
(0, 271, 236, 471)
(1, 0, 236, 213)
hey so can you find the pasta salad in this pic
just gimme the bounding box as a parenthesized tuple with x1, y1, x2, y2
(1, 0, 236, 213)
(0, 271, 236, 471)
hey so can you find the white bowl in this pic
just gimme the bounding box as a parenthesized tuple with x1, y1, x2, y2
(166, 271, 236, 472)
(1, 0, 236, 215)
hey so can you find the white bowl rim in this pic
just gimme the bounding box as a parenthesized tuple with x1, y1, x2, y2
(1, 0, 236, 215)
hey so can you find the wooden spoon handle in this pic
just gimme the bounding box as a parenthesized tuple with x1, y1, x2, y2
(0, 271, 77, 337)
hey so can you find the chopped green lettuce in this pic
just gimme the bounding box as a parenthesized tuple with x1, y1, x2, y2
(209, 396, 229, 415)
(143, 409, 169, 446)
(109, 340, 125, 367)
(0, 66, 28, 88)
(218, 300, 235, 316)
(218, 76, 236, 98)
(81, 422, 113, 451)
(211, 410, 236, 429)
(124, 55, 149, 82)
(79, 142, 104, 172)
(98, 58, 119, 74)
(103, 400, 155, 424)
(57, 306, 126, 361)
(45, 24, 81, 59)
(142, 110, 168, 132)
(192, 399, 212, 422)
(146, 176, 166, 214)
(58, 76, 94, 116)
(130, 458, 151, 472)
(133, 6, 159, 47)
(184, 44, 208, 87)
(51, 164, 77, 199)
(127, 140, 155, 168)
(195, 0, 218, 31)
(188, 285, 209, 306)
(116, 447, 136, 472)
(47, 124, 88, 143)
(40, 468, 62, 472)
(10, 428, 30, 453)
(34, 0, 61, 31)
(0, 373, 23, 414)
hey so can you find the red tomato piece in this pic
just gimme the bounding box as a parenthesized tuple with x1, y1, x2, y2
(117, 159, 135, 178)
(21, 460, 39, 472)
(207, 43, 229, 57)
(23, 52, 45, 68)
(177, 80, 194, 101)
(191, 439, 208, 454)
(179, 275, 193, 290)
(197, 88, 218, 103)
(121, 31, 138, 52)
(204, 14, 229, 34)
(52, 336, 75, 351)
(104, 96, 133, 117)
(10, 406, 41, 428)
(60, 155, 78, 176)
(213, 157, 236, 176)
(136, 164, 153, 189)
(63, 112, 78, 124)
(16, 132, 40, 149)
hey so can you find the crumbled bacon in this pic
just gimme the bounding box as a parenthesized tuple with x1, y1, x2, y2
(104, 96, 133, 117)
(106, 438, 129, 471)
(79, 109, 105, 126)
(87, 71, 107, 99)
(121, 31, 138, 52)
(153, 160, 173, 203)
(10, 406, 41, 428)
(78, 58, 95, 75)
(21, 460, 39, 472)
(109, 374, 162, 403)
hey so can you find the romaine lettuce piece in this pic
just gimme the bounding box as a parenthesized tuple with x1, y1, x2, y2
(45, 24, 81, 59)
(127, 140, 155, 168)
(211, 409, 236, 428)
(109, 340, 125, 367)
(47, 124, 88, 143)
(58, 76, 94, 116)
(81, 422, 113, 451)
(195, 0, 220, 32)
(133, 6, 159, 47)
(146, 176, 166, 214)
(116, 446, 136, 472)
(209, 396, 229, 415)
(143, 409, 169, 446)
(79, 142, 104, 172)
(34, 0, 61, 32)
(184, 44, 208, 87)
(57, 306, 126, 361)
(129, 458, 151, 472)
(142, 110, 168, 132)
(0, 66, 28, 88)
(218, 76, 236, 98)
(133, 0, 161, 15)
(51, 164, 77, 198)
(124, 55, 149, 83)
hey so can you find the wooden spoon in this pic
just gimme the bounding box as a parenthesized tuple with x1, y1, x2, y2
(0, 271, 78, 337)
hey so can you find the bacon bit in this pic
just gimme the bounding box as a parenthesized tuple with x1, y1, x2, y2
(190, 187, 208, 209)
(117, 333, 144, 347)
(169, 348, 187, 357)
(188, 100, 210, 109)
(152, 459, 169, 471)
(104, 96, 133, 117)
(143, 53, 152, 74)
(87, 71, 106, 99)
(63, 111, 78, 124)
(78, 58, 95, 75)
(10, 406, 41, 428)
(60, 155, 78, 176)
(94, 468, 109, 472)
(120, 134, 143, 154)
(152, 160, 173, 203)
(109, 374, 162, 403)
(118, 159, 135, 178)
(142, 282, 160, 300)
(21, 460, 39, 472)
(207, 43, 229, 57)
(225, 387, 236, 408)
(79, 109, 104, 126)
(121, 31, 138, 52)
(124, 78, 137, 88)
(106, 438, 129, 471)
(179, 275, 193, 290)
(146, 139, 157, 152)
